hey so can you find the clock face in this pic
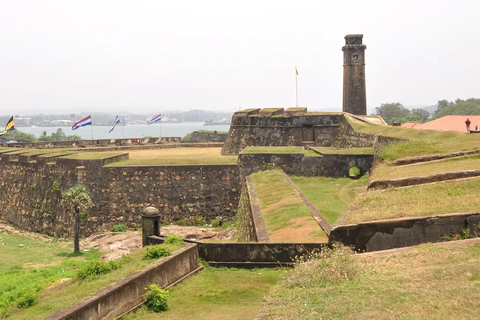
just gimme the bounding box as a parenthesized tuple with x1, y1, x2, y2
(352, 53, 359, 60)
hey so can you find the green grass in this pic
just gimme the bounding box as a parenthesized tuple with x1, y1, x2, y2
(109, 157, 237, 166)
(289, 176, 369, 224)
(338, 176, 480, 225)
(0, 231, 100, 317)
(10, 243, 183, 319)
(263, 241, 480, 319)
(106, 147, 237, 166)
(0, 230, 182, 319)
(242, 146, 303, 154)
(60, 152, 125, 160)
(346, 115, 480, 161)
(371, 153, 480, 180)
(123, 265, 287, 320)
(304, 149, 323, 157)
(311, 147, 374, 155)
(251, 170, 325, 242)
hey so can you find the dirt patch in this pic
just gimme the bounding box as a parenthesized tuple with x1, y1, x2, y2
(81, 225, 236, 260)
(0, 223, 52, 242)
(269, 216, 327, 243)
(1, 222, 236, 261)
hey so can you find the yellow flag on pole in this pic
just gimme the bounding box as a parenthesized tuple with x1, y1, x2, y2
(295, 67, 299, 76)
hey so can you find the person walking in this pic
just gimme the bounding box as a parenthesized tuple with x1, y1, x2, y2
(465, 118, 471, 133)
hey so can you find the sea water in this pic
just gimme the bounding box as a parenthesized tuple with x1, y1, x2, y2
(18, 123, 231, 140)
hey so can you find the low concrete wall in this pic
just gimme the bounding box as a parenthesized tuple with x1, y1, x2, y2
(238, 152, 373, 177)
(46, 244, 200, 320)
(329, 212, 480, 252)
(368, 170, 480, 190)
(195, 242, 326, 267)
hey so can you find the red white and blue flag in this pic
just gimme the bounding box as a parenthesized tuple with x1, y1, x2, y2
(72, 115, 92, 130)
(147, 114, 162, 125)
(109, 116, 120, 133)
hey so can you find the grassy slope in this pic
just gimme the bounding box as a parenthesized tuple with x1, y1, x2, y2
(347, 115, 480, 161)
(338, 177, 480, 225)
(263, 241, 480, 319)
(124, 266, 287, 320)
(250, 170, 326, 242)
(371, 153, 480, 180)
(289, 176, 369, 225)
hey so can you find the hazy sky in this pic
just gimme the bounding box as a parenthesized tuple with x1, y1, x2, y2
(1, 0, 479, 115)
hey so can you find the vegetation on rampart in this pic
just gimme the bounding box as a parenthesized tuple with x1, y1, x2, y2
(0, 231, 182, 319)
(123, 265, 286, 320)
(263, 241, 480, 319)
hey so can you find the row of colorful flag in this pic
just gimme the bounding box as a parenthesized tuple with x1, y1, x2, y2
(72, 114, 162, 133)
(0, 114, 162, 136)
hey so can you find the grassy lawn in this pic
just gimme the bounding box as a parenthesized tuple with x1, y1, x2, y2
(60, 152, 125, 160)
(250, 170, 326, 242)
(289, 176, 369, 225)
(262, 240, 480, 319)
(107, 147, 237, 166)
(0, 230, 182, 319)
(371, 153, 480, 180)
(347, 115, 480, 161)
(242, 146, 303, 154)
(124, 266, 286, 320)
(311, 147, 374, 155)
(338, 177, 480, 225)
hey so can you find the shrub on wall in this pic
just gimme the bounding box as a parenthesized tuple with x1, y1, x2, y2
(145, 284, 169, 312)
(142, 245, 171, 260)
(164, 235, 183, 245)
(52, 181, 61, 193)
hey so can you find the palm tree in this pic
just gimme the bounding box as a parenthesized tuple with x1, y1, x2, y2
(62, 186, 93, 253)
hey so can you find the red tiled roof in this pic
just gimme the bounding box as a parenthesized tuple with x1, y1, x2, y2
(413, 115, 480, 133)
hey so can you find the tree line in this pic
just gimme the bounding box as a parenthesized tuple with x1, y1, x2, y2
(374, 98, 480, 125)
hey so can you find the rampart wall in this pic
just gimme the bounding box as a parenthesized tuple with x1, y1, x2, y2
(1, 137, 181, 148)
(222, 109, 342, 155)
(0, 155, 241, 238)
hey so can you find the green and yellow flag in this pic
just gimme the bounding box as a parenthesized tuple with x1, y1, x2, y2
(0, 116, 15, 136)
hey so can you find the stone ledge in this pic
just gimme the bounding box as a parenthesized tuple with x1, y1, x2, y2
(395, 149, 480, 166)
(368, 170, 480, 190)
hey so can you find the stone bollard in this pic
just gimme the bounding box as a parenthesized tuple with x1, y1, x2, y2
(142, 206, 161, 247)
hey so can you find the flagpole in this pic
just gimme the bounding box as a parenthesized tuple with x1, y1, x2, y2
(90, 125, 93, 140)
(295, 67, 298, 107)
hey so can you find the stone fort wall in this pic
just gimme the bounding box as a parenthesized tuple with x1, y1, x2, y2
(221, 108, 379, 155)
(0, 156, 240, 238)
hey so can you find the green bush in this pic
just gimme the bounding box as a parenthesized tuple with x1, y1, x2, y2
(16, 292, 38, 308)
(211, 218, 220, 228)
(164, 235, 183, 245)
(76, 258, 126, 281)
(145, 284, 169, 312)
(111, 224, 127, 233)
(142, 245, 171, 260)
